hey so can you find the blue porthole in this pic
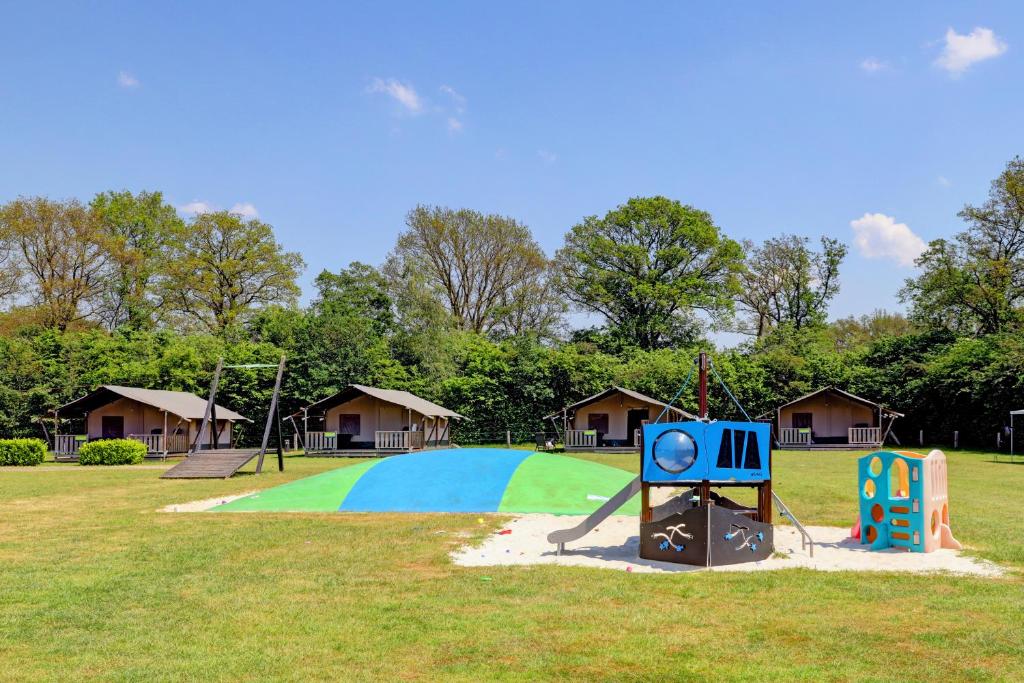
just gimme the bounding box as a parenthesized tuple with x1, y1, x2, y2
(652, 429, 698, 474)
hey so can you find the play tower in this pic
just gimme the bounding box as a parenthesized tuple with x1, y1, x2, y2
(549, 352, 812, 567)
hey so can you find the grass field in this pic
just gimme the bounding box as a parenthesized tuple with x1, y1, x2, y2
(1, 448, 1023, 681)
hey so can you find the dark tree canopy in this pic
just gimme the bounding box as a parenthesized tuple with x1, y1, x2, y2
(556, 196, 743, 350)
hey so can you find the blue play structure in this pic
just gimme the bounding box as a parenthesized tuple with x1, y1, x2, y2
(642, 420, 770, 484)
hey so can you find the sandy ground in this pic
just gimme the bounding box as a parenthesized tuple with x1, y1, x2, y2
(159, 492, 258, 513)
(452, 514, 1005, 576)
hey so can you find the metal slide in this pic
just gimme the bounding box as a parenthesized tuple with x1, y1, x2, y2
(547, 476, 642, 554)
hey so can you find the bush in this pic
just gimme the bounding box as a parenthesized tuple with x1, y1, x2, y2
(0, 438, 47, 466)
(78, 439, 148, 466)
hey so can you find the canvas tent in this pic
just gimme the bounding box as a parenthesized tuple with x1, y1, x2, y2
(544, 386, 694, 451)
(300, 384, 464, 454)
(52, 385, 248, 459)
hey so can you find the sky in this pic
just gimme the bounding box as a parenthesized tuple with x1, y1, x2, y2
(1, 2, 1021, 344)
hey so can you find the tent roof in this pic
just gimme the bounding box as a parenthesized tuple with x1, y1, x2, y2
(55, 385, 248, 421)
(773, 386, 903, 417)
(544, 386, 695, 421)
(302, 384, 464, 419)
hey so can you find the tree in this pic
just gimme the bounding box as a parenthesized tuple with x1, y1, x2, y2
(384, 205, 563, 337)
(0, 197, 108, 330)
(736, 234, 847, 336)
(90, 190, 183, 331)
(160, 211, 304, 334)
(902, 156, 1024, 335)
(556, 196, 744, 350)
(0, 217, 21, 307)
(288, 263, 406, 402)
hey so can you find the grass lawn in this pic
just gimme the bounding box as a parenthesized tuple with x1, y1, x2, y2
(1, 448, 1023, 681)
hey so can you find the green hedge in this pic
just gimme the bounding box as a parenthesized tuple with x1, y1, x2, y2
(78, 439, 148, 466)
(0, 438, 47, 466)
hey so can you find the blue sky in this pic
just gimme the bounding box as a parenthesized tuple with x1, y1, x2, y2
(1, 2, 1020, 341)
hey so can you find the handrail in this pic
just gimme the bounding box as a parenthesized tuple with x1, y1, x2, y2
(772, 491, 814, 557)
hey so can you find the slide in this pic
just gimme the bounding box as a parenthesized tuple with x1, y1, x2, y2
(547, 475, 642, 554)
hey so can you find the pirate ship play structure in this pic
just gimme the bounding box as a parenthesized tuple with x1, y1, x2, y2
(549, 352, 813, 567)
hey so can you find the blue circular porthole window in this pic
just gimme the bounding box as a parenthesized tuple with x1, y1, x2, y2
(652, 429, 698, 474)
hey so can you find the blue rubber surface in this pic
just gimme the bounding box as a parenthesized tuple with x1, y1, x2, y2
(338, 448, 534, 512)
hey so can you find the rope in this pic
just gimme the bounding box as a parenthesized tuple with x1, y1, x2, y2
(653, 357, 698, 424)
(709, 360, 753, 422)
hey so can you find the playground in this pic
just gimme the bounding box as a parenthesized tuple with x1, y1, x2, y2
(1, 447, 1023, 679)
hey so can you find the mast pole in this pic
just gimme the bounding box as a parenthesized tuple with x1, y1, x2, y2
(698, 351, 708, 419)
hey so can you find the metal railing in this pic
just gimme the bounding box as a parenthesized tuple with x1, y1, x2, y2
(773, 491, 814, 557)
(848, 427, 881, 444)
(779, 428, 811, 445)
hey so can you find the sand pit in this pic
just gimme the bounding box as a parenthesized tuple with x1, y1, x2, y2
(452, 514, 1004, 576)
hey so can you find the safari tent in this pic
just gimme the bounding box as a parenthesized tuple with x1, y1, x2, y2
(771, 387, 901, 449)
(545, 386, 694, 452)
(51, 385, 248, 459)
(300, 384, 464, 455)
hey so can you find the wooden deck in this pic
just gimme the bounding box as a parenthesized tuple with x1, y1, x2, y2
(160, 449, 260, 479)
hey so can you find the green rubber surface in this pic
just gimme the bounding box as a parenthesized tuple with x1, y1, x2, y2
(498, 452, 641, 515)
(214, 459, 379, 512)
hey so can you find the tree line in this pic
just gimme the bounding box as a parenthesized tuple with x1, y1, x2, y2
(1, 156, 1022, 447)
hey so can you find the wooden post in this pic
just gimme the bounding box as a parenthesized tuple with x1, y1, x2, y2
(954, 431, 959, 449)
(698, 351, 708, 419)
(919, 429, 924, 447)
(192, 357, 223, 455)
(506, 430, 511, 447)
(256, 356, 286, 473)
(163, 411, 168, 454)
(640, 483, 651, 523)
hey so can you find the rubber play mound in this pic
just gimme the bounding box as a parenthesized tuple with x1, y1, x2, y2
(213, 448, 640, 515)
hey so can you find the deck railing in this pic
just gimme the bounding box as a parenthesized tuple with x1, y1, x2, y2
(565, 430, 597, 449)
(54, 434, 87, 455)
(375, 430, 424, 450)
(305, 431, 337, 452)
(848, 427, 881, 444)
(779, 428, 812, 445)
(127, 433, 190, 454)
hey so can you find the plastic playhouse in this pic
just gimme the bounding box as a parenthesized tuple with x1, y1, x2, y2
(854, 449, 961, 552)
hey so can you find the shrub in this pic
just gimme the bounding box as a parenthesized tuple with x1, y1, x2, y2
(0, 438, 47, 466)
(78, 439, 148, 466)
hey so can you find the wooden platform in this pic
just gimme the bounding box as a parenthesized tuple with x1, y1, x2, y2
(160, 449, 261, 479)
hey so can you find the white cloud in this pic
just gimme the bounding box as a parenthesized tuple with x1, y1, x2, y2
(934, 27, 1007, 76)
(117, 70, 140, 88)
(850, 213, 927, 267)
(229, 202, 259, 218)
(179, 201, 258, 218)
(367, 78, 422, 113)
(439, 84, 466, 113)
(446, 117, 463, 133)
(179, 201, 214, 215)
(937, 176, 952, 187)
(537, 149, 558, 165)
(860, 58, 888, 73)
